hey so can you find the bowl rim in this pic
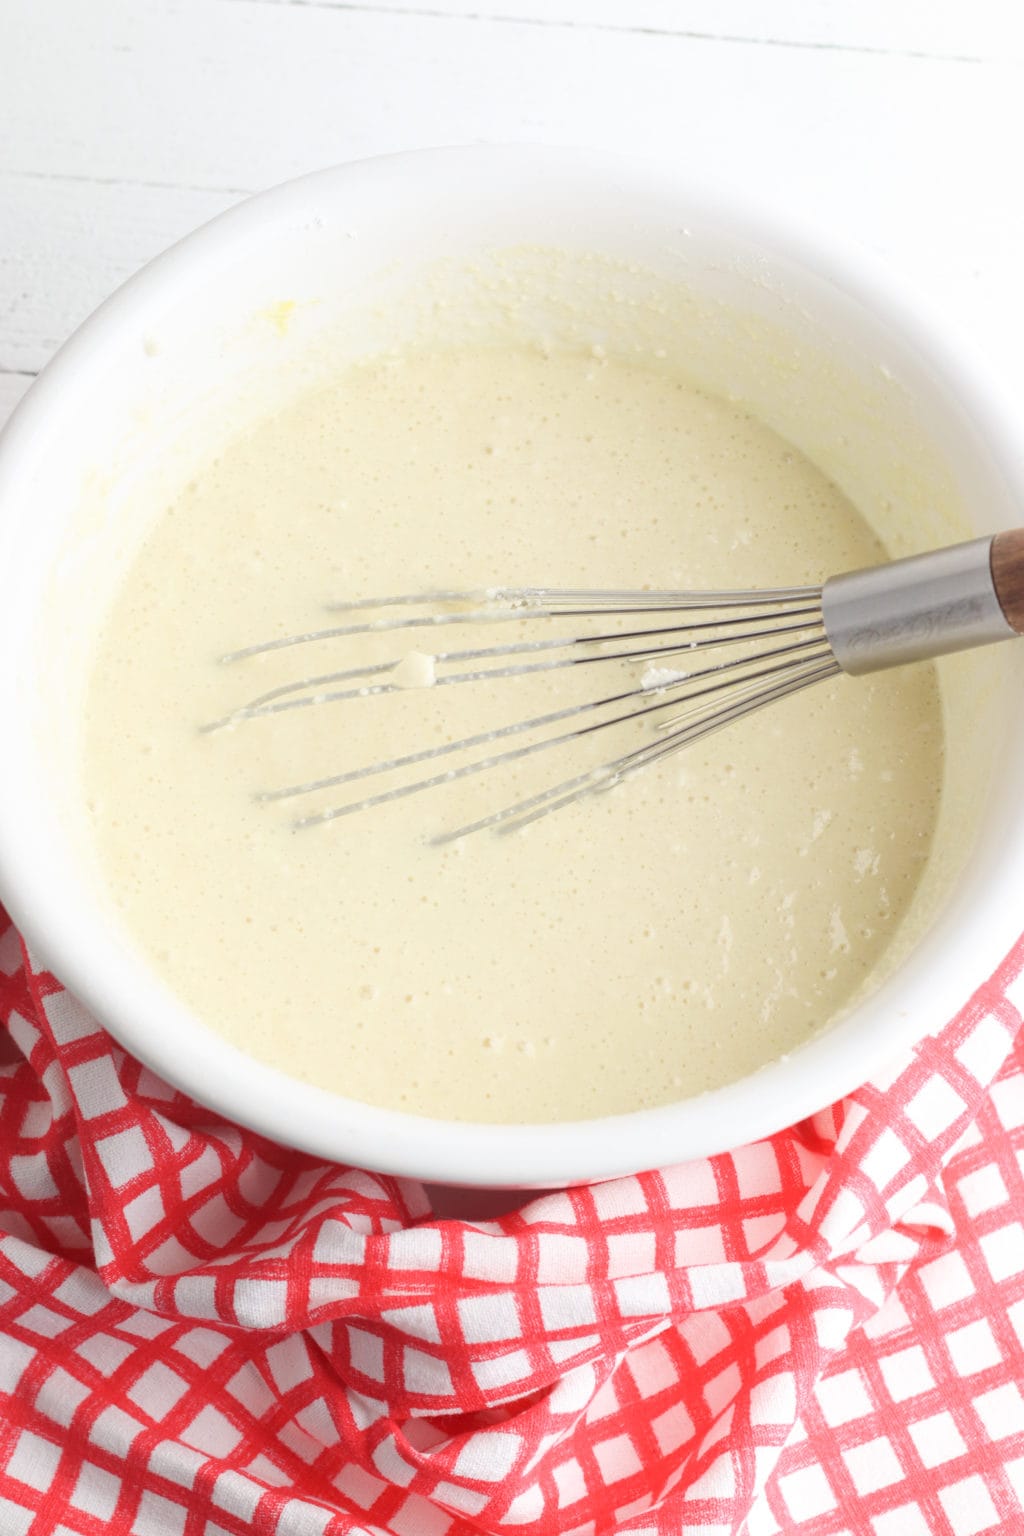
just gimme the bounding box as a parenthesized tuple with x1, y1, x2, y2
(1, 143, 1023, 1188)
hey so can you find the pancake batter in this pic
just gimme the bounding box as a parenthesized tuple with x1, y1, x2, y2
(81, 348, 944, 1122)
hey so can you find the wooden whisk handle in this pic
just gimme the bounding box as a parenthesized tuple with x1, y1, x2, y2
(991, 529, 1024, 635)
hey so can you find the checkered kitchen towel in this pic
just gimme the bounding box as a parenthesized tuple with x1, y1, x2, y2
(2, 906, 1024, 1536)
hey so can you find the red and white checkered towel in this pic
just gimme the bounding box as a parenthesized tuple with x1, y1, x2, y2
(2, 904, 1024, 1536)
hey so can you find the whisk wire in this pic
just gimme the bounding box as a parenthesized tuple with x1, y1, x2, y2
(325, 584, 822, 613)
(207, 608, 825, 731)
(290, 641, 836, 829)
(204, 531, 1024, 836)
(222, 587, 823, 664)
(433, 656, 840, 841)
(210, 584, 842, 837)
(261, 632, 832, 807)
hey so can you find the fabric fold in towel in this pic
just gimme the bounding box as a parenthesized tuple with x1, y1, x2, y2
(1, 905, 1023, 1535)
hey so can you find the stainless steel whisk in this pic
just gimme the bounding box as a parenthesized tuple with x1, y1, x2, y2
(208, 530, 1024, 839)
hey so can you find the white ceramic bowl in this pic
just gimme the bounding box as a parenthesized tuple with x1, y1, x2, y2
(0, 147, 1022, 1188)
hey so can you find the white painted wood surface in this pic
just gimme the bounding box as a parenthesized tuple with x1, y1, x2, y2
(1, 1, 1023, 428)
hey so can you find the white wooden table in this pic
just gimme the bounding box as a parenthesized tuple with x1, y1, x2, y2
(2, 1, 1023, 440)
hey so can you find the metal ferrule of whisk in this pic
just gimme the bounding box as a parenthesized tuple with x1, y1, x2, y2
(822, 535, 1017, 676)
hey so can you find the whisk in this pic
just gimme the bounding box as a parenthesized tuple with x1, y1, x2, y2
(208, 530, 1024, 839)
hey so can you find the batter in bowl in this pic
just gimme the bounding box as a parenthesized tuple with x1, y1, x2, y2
(81, 347, 943, 1122)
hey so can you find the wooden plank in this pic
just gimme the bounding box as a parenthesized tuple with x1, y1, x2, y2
(0, 173, 239, 374)
(0, 0, 1021, 393)
(221, 0, 1024, 62)
(0, 0, 1015, 202)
